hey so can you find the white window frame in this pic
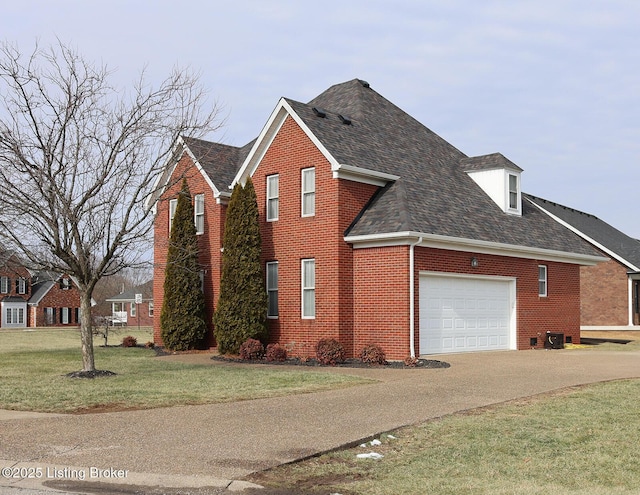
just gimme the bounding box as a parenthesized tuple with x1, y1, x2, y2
(17, 277, 26, 295)
(169, 198, 178, 232)
(130, 302, 136, 317)
(148, 302, 154, 317)
(538, 265, 548, 297)
(266, 261, 279, 318)
(61, 307, 70, 324)
(266, 174, 279, 221)
(194, 193, 205, 234)
(0, 276, 9, 294)
(301, 167, 315, 217)
(508, 173, 520, 212)
(302, 258, 315, 319)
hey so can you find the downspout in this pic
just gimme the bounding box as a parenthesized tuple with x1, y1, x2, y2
(409, 236, 423, 358)
(629, 277, 634, 327)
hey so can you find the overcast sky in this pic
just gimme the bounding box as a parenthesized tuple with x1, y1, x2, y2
(4, 0, 639, 238)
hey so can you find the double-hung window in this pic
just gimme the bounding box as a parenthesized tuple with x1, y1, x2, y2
(194, 194, 205, 234)
(266, 262, 279, 318)
(538, 265, 548, 297)
(61, 307, 71, 324)
(17, 278, 27, 294)
(266, 175, 279, 221)
(130, 302, 137, 317)
(508, 174, 519, 211)
(302, 259, 315, 318)
(301, 168, 315, 217)
(168, 198, 178, 232)
(0, 276, 9, 294)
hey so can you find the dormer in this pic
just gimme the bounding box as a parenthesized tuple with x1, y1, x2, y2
(462, 153, 523, 216)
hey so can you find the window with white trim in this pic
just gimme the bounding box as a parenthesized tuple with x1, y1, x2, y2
(0, 276, 9, 294)
(17, 277, 27, 294)
(266, 175, 279, 221)
(266, 261, 279, 318)
(130, 302, 136, 317)
(301, 168, 315, 217)
(538, 265, 548, 297)
(44, 307, 55, 325)
(302, 259, 315, 319)
(508, 174, 519, 211)
(148, 302, 154, 317)
(169, 198, 178, 232)
(61, 307, 71, 324)
(6, 307, 25, 325)
(194, 193, 205, 234)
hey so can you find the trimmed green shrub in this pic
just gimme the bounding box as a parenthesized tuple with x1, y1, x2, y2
(239, 338, 265, 360)
(316, 338, 345, 365)
(265, 343, 288, 362)
(160, 179, 208, 351)
(122, 336, 137, 348)
(360, 344, 387, 365)
(213, 178, 268, 354)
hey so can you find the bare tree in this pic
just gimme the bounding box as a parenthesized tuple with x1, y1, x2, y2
(0, 40, 221, 373)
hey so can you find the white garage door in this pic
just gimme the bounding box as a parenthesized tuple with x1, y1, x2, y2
(419, 274, 515, 355)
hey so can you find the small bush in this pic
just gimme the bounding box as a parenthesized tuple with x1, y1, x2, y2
(122, 336, 137, 348)
(404, 356, 419, 367)
(239, 338, 265, 360)
(145, 341, 155, 349)
(360, 344, 387, 365)
(265, 343, 288, 362)
(315, 338, 345, 366)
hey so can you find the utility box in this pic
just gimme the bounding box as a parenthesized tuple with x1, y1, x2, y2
(544, 332, 564, 349)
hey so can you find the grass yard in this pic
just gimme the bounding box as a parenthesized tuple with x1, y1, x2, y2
(249, 378, 640, 495)
(0, 328, 371, 413)
(252, 380, 640, 495)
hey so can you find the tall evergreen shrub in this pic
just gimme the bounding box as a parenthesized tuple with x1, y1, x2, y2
(160, 179, 207, 350)
(213, 177, 267, 354)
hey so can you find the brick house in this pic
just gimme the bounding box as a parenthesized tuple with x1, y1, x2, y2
(150, 79, 604, 358)
(527, 195, 640, 329)
(0, 250, 82, 328)
(104, 280, 154, 327)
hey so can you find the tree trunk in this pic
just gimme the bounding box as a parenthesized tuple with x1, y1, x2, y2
(79, 291, 95, 372)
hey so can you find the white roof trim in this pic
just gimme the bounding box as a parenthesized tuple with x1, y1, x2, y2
(145, 136, 222, 213)
(345, 231, 607, 266)
(332, 164, 399, 186)
(231, 98, 398, 188)
(526, 198, 640, 272)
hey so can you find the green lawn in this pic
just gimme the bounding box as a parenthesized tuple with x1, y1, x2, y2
(0, 328, 371, 413)
(250, 379, 640, 495)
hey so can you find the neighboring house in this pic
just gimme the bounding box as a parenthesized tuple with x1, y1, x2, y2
(0, 250, 32, 328)
(0, 250, 82, 328)
(527, 195, 640, 329)
(149, 78, 604, 359)
(104, 280, 154, 327)
(28, 272, 82, 327)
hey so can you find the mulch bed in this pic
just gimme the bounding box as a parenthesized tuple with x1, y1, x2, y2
(211, 355, 450, 369)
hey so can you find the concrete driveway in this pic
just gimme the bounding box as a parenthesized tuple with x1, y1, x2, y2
(0, 348, 638, 493)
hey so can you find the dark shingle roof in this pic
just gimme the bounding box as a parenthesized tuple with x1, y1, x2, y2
(105, 280, 154, 302)
(183, 78, 601, 259)
(181, 137, 252, 190)
(462, 153, 523, 172)
(293, 79, 598, 257)
(526, 194, 640, 270)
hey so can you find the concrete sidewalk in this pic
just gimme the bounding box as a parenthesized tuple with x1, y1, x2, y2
(0, 349, 638, 493)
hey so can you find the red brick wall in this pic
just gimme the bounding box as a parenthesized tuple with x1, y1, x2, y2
(413, 248, 581, 353)
(31, 276, 82, 327)
(153, 153, 225, 346)
(353, 246, 411, 359)
(580, 259, 630, 326)
(253, 116, 378, 358)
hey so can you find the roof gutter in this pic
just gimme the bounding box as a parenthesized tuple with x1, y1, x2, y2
(409, 236, 423, 358)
